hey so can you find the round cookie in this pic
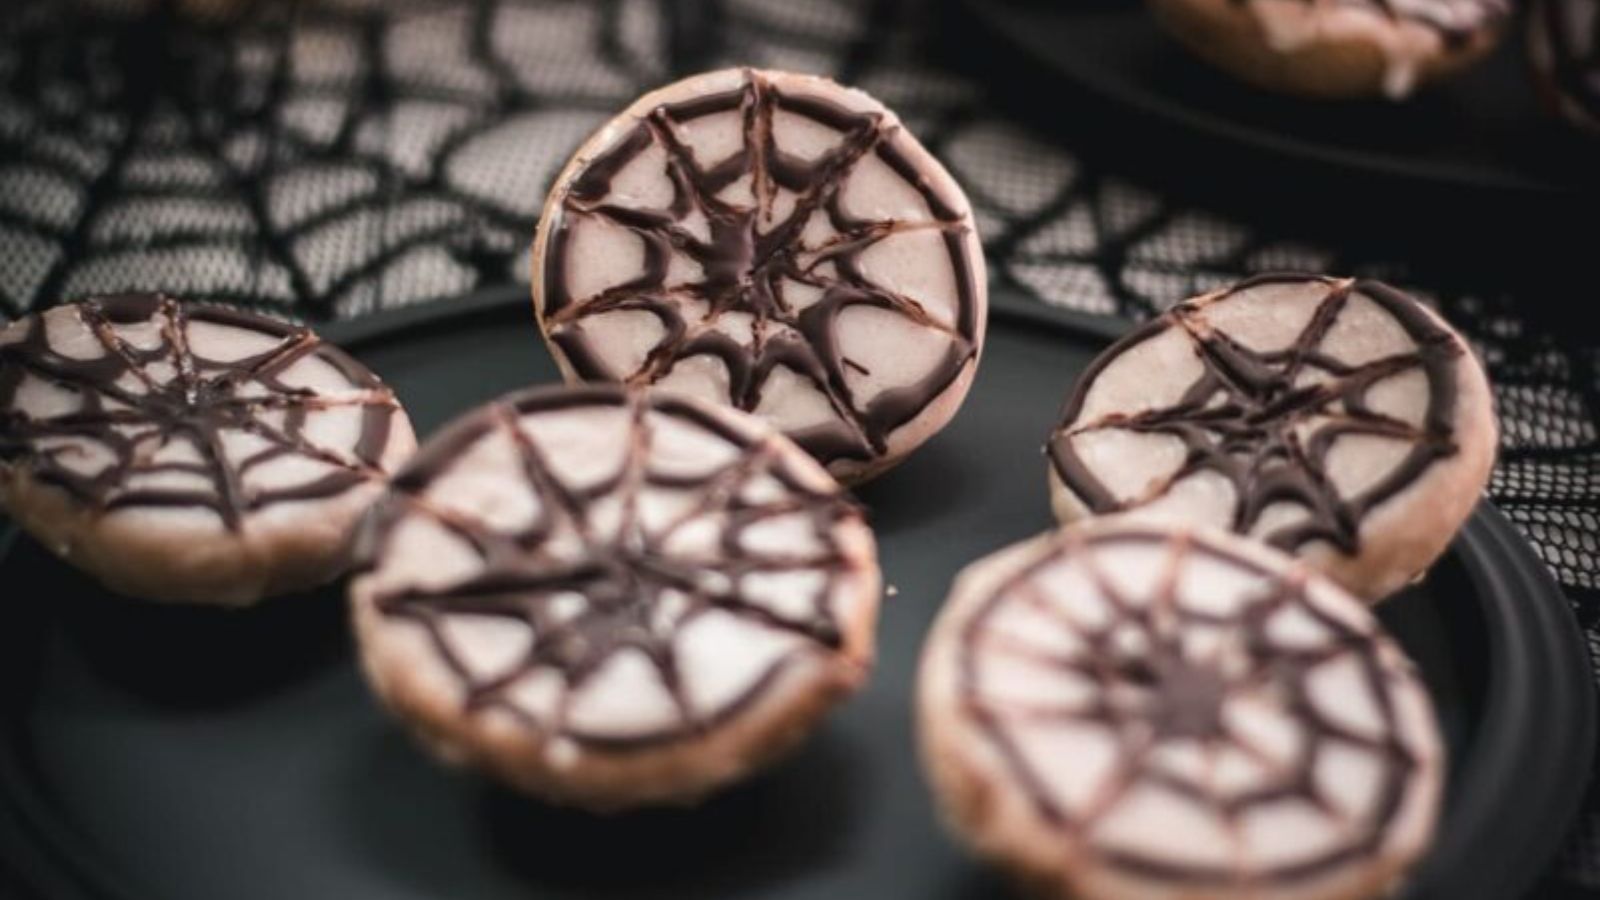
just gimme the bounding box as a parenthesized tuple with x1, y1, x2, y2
(1047, 274, 1495, 601)
(531, 67, 987, 485)
(918, 523, 1443, 900)
(0, 295, 416, 606)
(1149, 0, 1510, 98)
(1529, 0, 1600, 132)
(348, 383, 880, 810)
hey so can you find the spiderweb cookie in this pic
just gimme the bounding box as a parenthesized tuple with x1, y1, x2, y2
(0, 295, 415, 605)
(349, 383, 880, 809)
(918, 523, 1442, 900)
(532, 68, 986, 484)
(1048, 274, 1495, 600)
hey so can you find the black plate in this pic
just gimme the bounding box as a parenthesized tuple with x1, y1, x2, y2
(0, 289, 1593, 900)
(946, 0, 1600, 203)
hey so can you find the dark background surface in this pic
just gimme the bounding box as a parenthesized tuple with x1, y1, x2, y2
(0, 295, 1593, 900)
(1, 0, 1598, 894)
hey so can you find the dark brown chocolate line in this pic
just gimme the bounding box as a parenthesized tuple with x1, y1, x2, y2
(0, 294, 398, 530)
(956, 528, 1419, 885)
(360, 384, 862, 751)
(1048, 274, 1463, 556)
(541, 69, 979, 466)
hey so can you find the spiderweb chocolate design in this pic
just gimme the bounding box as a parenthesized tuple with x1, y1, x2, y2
(358, 385, 869, 749)
(0, 294, 399, 529)
(1051, 275, 1464, 555)
(956, 528, 1433, 885)
(540, 69, 980, 466)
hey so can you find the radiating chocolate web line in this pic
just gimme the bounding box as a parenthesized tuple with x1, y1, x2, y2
(541, 68, 980, 465)
(1051, 275, 1464, 555)
(363, 387, 863, 750)
(0, 294, 398, 529)
(957, 529, 1419, 885)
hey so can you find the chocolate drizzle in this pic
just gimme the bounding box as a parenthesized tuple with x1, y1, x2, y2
(358, 384, 868, 750)
(0, 295, 400, 529)
(1049, 274, 1464, 556)
(540, 69, 980, 466)
(956, 528, 1425, 885)
(1534, 0, 1600, 125)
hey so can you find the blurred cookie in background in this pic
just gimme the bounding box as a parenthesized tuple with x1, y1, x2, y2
(919, 522, 1444, 900)
(0, 295, 416, 605)
(1149, 0, 1511, 98)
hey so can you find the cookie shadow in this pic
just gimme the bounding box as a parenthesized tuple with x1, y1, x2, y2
(935, 865, 1017, 899)
(334, 721, 870, 899)
(477, 727, 870, 897)
(854, 437, 972, 534)
(15, 534, 350, 709)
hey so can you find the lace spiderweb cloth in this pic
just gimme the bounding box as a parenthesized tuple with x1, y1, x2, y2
(1, 0, 1597, 890)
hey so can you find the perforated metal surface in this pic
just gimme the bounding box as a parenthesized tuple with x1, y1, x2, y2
(2, 0, 1597, 890)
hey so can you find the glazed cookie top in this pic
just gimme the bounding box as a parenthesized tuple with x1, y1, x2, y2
(352, 384, 877, 750)
(536, 68, 983, 470)
(0, 295, 403, 529)
(1050, 274, 1468, 558)
(948, 526, 1440, 888)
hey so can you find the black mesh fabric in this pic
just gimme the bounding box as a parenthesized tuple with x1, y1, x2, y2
(3, 0, 1599, 890)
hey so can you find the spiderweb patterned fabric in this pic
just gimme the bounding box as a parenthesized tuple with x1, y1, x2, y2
(1, 0, 1598, 890)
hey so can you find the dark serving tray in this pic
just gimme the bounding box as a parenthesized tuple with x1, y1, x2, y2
(0, 288, 1593, 899)
(942, 0, 1598, 270)
(949, 0, 1599, 193)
